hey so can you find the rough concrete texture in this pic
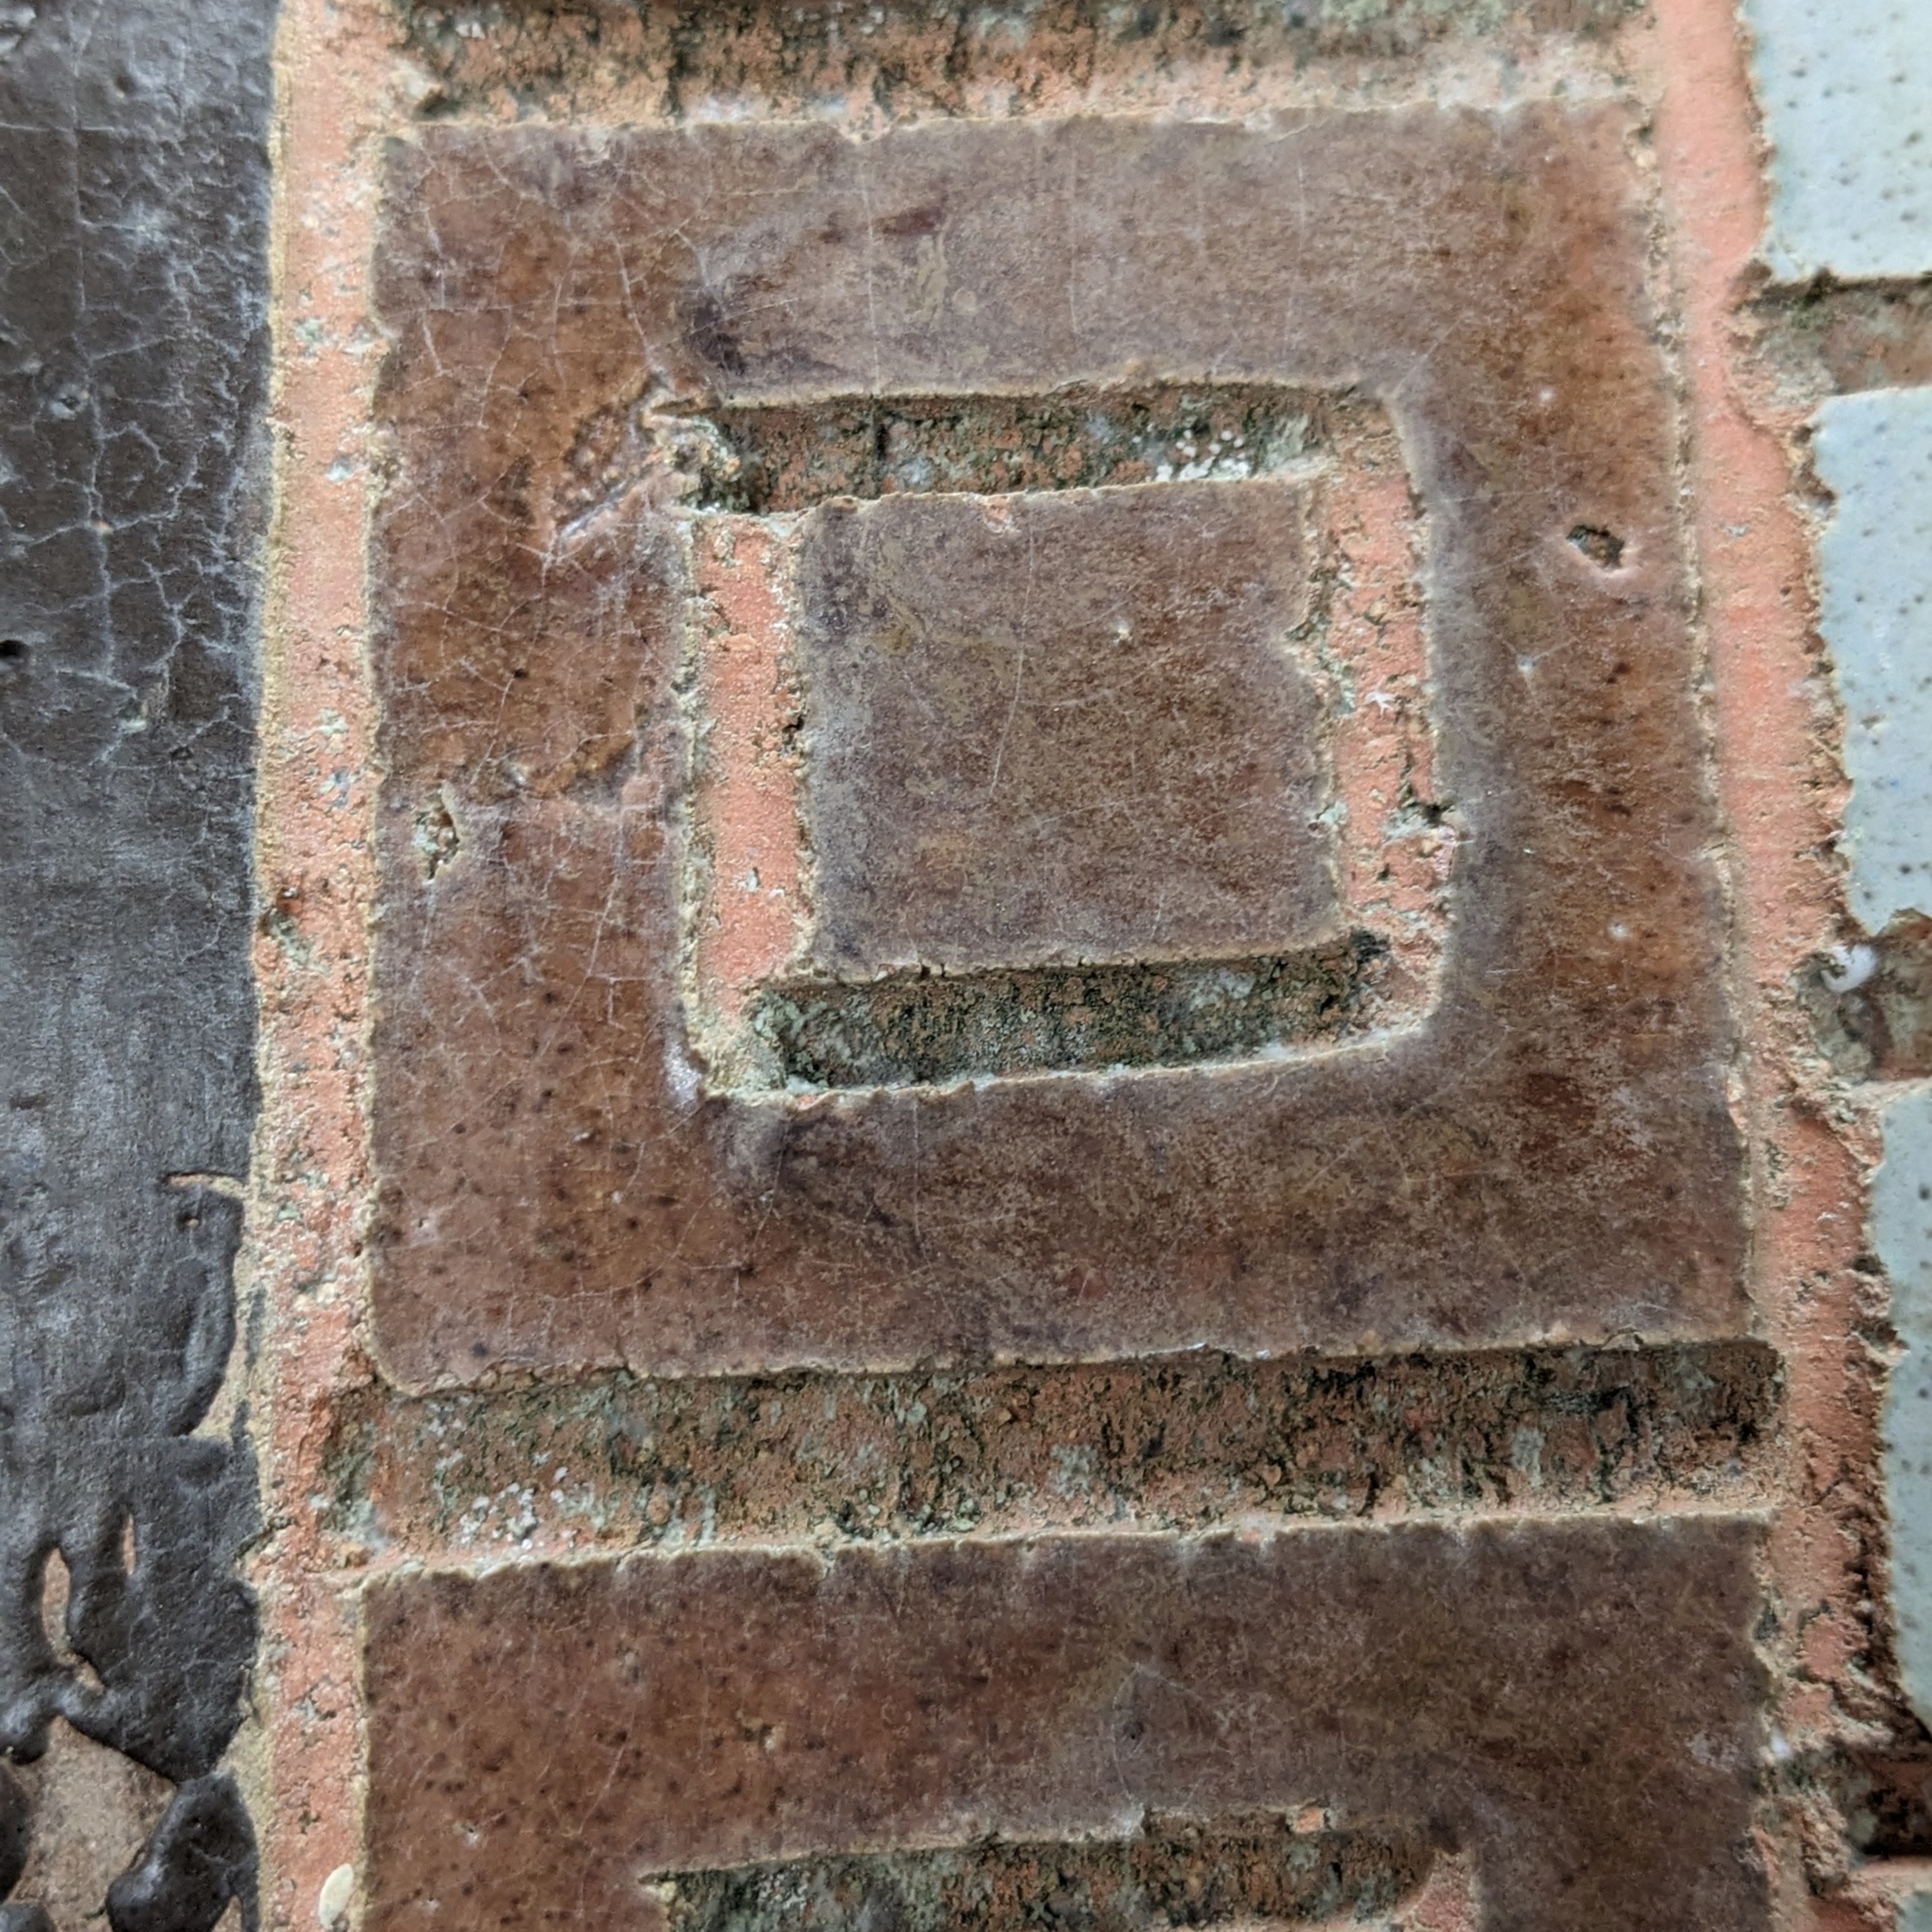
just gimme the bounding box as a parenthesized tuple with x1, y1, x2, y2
(1741, 0, 1932, 283)
(220, 1, 1932, 1929)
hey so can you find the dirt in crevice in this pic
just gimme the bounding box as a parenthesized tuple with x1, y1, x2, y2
(390, 0, 1642, 124)
(653, 1813, 1438, 1932)
(1799, 913, 1932, 1084)
(323, 1340, 1780, 1559)
(748, 938, 1396, 1088)
(1745, 279, 1932, 407)
(553, 383, 1344, 526)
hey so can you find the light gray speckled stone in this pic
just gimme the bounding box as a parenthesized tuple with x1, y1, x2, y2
(1743, 0, 1932, 282)
(1879, 1084, 1932, 1730)
(1813, 388, 1932, 934)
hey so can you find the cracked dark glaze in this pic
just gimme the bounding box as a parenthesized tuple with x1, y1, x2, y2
(369, 108, 1745, 1380)
(0, 1, 271, 1924)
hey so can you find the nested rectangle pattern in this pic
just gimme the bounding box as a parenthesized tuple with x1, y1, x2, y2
(687, 392, 1435, 1096)
(368, 108, 1744, 1381)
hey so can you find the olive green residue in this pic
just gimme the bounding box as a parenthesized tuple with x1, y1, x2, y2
(748, 936, 1388, 1088)
(698, 386, 1331, 512)
(332, 1340, 1781, 1557)
(656, 1816, 1435, 1932)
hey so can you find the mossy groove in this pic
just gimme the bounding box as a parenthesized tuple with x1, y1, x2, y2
(653, 1815, 1435, 1932)
(748, 936, 1392, 1089)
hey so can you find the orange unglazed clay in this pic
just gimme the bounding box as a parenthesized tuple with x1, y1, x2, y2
(1643, 0, 1879, 1915)
(251, 0, 399, 1922)
(689, 514, 810, 1032)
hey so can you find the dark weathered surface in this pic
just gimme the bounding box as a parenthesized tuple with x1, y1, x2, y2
(369, 108, 1745, 1380)
(362, 1517, 1767, 1931)
(0, 2, 272, 1924)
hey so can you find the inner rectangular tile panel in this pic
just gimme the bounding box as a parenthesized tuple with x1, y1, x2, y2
(795, 478, 1332, 976)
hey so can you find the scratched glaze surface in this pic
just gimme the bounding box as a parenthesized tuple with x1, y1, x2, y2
(361, 1517, 1766, 1932)
(794, 480, 1332, 975)
(368, 108, 1743, 1381)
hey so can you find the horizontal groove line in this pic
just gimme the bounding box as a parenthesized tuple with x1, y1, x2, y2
(328, 1342, 1779, 1564)
(745, 936, 1402, 1090)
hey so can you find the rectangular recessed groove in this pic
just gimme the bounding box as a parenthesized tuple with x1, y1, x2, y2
(580, 383, 1354, 518)
(746, 935, 1396, 1090)
(648, 1814, 1436, 1932)
(330, 1339, 1779, 1552)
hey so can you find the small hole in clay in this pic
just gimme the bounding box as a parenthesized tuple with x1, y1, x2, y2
(0, 638, 27, 667)
(1567, 524, 1625, 569)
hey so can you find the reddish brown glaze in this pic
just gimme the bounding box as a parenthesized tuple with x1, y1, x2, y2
(361, 1516, 1766, 1931)
(795, 480, 1331, 974)
(369, 108, 1744, 1381)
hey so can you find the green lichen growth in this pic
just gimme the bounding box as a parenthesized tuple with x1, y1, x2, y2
(659, 1817, 1434, 1932)
(747, 936, 1387, 1089)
